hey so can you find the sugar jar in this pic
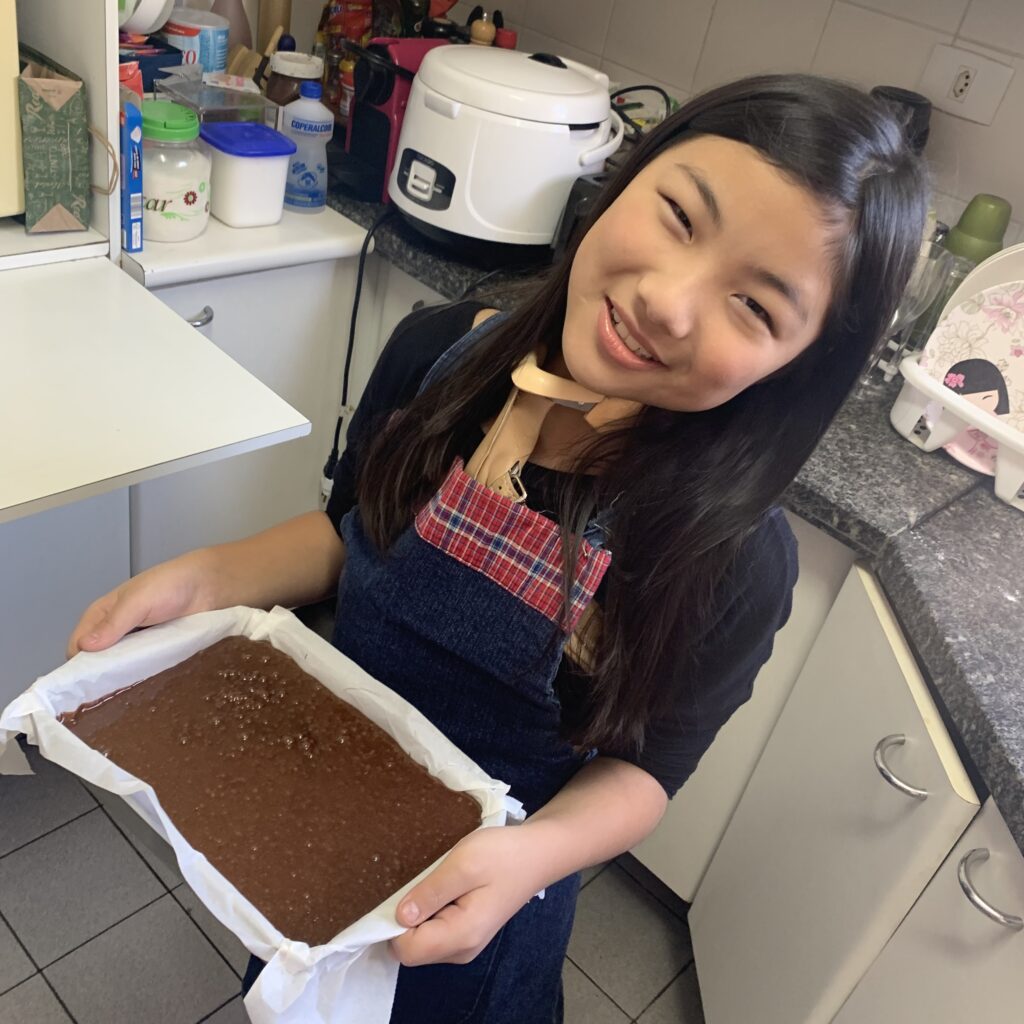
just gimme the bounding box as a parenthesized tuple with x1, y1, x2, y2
(141, 100, 211, 243)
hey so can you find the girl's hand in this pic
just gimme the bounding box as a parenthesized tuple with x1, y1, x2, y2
(390, 825, 547, 967)
(66, 552, 212, 658)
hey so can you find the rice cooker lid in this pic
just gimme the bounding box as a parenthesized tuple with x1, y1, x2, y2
(417, 46, 611, 125)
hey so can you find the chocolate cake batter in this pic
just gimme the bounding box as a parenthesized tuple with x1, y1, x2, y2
(60, 636, 482, 946)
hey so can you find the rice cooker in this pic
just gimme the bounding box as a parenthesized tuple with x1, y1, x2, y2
(387, 47, 623, 257)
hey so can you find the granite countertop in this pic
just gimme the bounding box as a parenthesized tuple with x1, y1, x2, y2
(329, 188, 1024, 851)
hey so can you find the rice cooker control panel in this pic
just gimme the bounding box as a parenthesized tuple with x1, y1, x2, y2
(395, 148, 454, 211)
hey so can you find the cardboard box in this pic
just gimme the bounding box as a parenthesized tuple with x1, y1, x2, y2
(119, 93, 143, 253)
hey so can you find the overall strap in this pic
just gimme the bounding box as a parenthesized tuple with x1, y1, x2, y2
(416, 309, 513, 396)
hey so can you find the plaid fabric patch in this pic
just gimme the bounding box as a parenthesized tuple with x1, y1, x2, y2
(415, 460, 611, 633)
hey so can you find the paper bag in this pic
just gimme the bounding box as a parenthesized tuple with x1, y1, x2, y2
(17, 45, 91, 233)
(0, 606, 524, 1023)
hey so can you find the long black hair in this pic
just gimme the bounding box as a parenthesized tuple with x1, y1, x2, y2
(358, 75, 928, 753)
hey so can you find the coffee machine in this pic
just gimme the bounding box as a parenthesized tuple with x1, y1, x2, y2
(338, 37, 448, 203)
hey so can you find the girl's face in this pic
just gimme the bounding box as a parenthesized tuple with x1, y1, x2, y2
(562, 135, 842, 412)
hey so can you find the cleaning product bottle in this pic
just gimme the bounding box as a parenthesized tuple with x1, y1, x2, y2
(281, 81, 333, 213)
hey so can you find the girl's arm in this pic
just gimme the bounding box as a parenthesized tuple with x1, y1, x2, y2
(390, 756, 668, 966)
(69, 511, 345, 655)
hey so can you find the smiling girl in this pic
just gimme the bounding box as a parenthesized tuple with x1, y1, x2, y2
(69, 75, 927, 1023)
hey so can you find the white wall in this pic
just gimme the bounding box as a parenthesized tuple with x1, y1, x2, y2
(450, 0, 1024, 244)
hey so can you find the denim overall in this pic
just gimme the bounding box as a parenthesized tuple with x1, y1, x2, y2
(246, 314, 612, 1023)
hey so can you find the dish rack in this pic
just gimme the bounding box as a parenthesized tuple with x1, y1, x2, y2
(891, 353, 1024, 512)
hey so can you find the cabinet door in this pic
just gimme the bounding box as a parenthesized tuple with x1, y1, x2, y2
(689, 565, 979, 1024)
(833, 798, 1024, 1023)
(0, 489, 129, 708)
(130, 258, 355, 570)
(632, 513, 855, 900)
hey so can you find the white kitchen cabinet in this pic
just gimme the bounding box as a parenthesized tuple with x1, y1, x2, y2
(0, 489, 128, 707)
(0, 256, 308, 706)
(2, 0, 118, 271)
(347, 255, 448, 415)
(689, 564, 979, 1024)
(633, 512, 855, 900)
(127, 241, 361, 571)
(833, 798, 1024, 1023)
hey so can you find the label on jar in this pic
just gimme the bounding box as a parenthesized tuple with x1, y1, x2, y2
(143, 178, 210, 240)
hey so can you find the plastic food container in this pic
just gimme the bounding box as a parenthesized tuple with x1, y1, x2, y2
(200, 122, 296, 227)
(141, 99, 211, 242)
(155, 77, 280, 128)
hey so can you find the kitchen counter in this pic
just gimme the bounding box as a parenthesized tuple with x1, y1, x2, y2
(0, 258, 309, 525)
(327, 188, 1024, 851)
(121, 206, 367, 289)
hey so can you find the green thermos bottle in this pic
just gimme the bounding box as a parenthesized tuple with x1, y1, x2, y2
(908, 193, 1012, 348)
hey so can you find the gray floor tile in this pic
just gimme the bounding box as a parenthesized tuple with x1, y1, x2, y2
(563, 959, 628, 1024)
(637, 964, 705, 1024)
(0, 808, 164, 965)
(46, 895, 240, 1024)
(0, 917, 33, 996)
(202, 996, 251, 1023)
(0, 743, 95, 857)
(173, 884, 250, 977)
(0, 975, 71, 1024)
(85, 782, 183, 889)
(568, 863, 693, 1019)
(580, 862, 609, 888)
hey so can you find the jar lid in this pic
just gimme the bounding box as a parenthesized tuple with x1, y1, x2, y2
(269, 51, 324, 79)
(141, 99, 200, 141)
(200, 122, 297, 158)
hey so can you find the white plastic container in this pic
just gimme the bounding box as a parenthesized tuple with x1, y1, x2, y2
(200, 122, 296, 227)
(281, 81, 333, 214)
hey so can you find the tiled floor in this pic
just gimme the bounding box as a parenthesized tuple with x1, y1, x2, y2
(0, 742, 704, 1024)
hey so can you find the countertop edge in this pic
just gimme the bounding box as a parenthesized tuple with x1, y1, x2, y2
(122, 208, 369, 289)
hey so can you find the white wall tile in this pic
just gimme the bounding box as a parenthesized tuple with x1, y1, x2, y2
(812, 3, 953, 90)
(448, 1, 526, 31)
(924, 41, 1024, 212)
(494, 0, 527, 28)
(844, 0, 970, 35)
(523, 0, 614, 57)
(603, 0, 714, 93)
(959, 0, 1024, 58)
(692, 0, 832, 93)
(516, 27, 601, 70)
(931, 190, 969, 228)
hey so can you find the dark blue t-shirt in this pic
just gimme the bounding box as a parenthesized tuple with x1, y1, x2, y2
(327, 301, 798, 797)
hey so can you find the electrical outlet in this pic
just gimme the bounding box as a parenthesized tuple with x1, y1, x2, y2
(920, 44, 1014, 125)
(949, 65, 975, 102)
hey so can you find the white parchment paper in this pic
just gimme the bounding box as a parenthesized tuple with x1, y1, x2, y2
(0, 606, 524, 1024)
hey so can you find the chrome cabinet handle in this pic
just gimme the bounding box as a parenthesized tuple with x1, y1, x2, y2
(186, 306, 214, 328)
(873, 734, 928, 800)
(958, 849, 1024, 931)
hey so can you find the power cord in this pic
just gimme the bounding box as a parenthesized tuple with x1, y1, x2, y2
(609, 85, 674, 139)
(320, 205, 395, 508)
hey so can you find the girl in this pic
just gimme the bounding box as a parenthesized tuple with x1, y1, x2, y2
(69, 75, 926, 1023)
